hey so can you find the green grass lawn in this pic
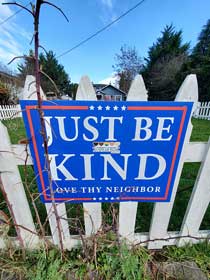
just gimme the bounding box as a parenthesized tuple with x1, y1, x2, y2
(2, 118, 26, 144)
(1, 117, 210, 234)
(191, 118, 210, 141)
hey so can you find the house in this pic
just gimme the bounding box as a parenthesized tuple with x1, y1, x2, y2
(60, 94, 72, 100)
(94, 84, 126, 101)
(0, 71, 22, 104)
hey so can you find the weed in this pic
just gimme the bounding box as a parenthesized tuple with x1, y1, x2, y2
(0, 240, 210, 279)
(26, 250, 69, 280)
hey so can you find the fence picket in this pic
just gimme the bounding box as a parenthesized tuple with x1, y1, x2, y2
(178, 139, 210, 246)
(208, 102, 210, 119)
(0, 105, 22, 120)
(0, 122, 39, 248)
(83, 203, 102, 236)
(43, 119, 71, 248)
(0, 238, 5, 249)
(148, 74, 197, 249)
(184, 142, 207, 162)
(45, 203, 70, 248)
(119, 75, 148, 240)
(76, 76, 102, 235)
(194, 101, 210, 120)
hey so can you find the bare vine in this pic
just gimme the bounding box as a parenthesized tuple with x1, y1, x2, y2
(3, 0, 69, 255)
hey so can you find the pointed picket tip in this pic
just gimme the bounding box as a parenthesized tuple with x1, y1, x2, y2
(175, 74, 198, 112)
(76, 75, 97, 101)
(127, 75, 148, 101)
(21, 75, 46, 100)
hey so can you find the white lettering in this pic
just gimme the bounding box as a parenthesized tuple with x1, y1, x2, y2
(100, 116, 123, 141)
(133, 117, 152, 141)
(49, 154, 77, 181)
(83, 116, 99, 141)
(135, 154, 166, 180)
(55, 116, 80, 141)
(80, 154, 94, 180)
(101, 154, 131, 180)
(153, 117, 174, 141)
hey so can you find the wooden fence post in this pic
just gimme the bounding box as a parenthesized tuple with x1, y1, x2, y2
(76, 76, 102, 236)
(178, 138, 210, 246)
(0, 121, 39, 248)
(21, 75, 46, 100)
(119, 75, 148, 241)
(148, 74, 198, 249)
(45, 203, 70, 248)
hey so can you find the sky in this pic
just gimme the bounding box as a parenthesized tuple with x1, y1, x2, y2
(1, 0, 210, 84)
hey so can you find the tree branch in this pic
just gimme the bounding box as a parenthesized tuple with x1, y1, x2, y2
(30, 33, 35, 45)
(39, 45, 48, 55)
(39, 69, 60, 96)
(134, 234, 209, 247)
(41, 1, 69, 22)
(2, 2, 34, 16)
(33, 0, 64, 254)
(8, 55, 34, 65)
(28, 80, 36, 91)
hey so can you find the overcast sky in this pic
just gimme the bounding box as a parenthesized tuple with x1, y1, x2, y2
(1, 0, 210, 83)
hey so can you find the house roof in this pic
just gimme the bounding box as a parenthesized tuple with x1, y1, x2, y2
(0, 71, 19, 81)
(93, 84, 107, 91)
(0, 71, 22, 88)
(96, 84, 126, 96)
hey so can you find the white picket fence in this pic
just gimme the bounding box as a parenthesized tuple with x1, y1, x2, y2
(0, 74, 210, 250)
(0, 104, 22, 120)
(193, 101, 210, 120)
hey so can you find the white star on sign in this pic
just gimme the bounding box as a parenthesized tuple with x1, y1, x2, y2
(105, 105, 111, 111)
(121, 105, 126, 111)
(113, 105, 118, 111)
(97, 105, 103, 110)
(89, 106, 95, 110)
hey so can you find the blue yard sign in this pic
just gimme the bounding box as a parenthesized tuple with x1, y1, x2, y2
(20, 100, 193, 203)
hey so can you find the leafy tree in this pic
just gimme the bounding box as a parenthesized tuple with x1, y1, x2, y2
(190, 19, 210, 101)
(113, 45, 143, 93)
(0, 62, 22, 104)
(142, 25, 190, 100)
(18, 50, 71, 96)
(0, 81, 9, 105)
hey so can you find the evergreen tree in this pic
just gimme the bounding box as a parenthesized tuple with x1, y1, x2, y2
(18, 49, 35, 80)
(39, 51, 71, 96)
(190, 19, 210, 101)
(142, 25, 190, 100)
(18, 50, 71, 96)
(113, 45, 143, 93)
(69, 83, 78, 100)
